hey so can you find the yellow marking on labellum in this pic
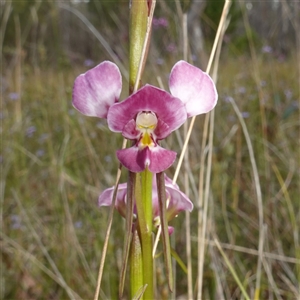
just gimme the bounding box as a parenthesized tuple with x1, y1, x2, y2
(141, 132, 152, 146)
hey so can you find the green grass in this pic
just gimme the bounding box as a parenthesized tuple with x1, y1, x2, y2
(1, 52, 299, 299)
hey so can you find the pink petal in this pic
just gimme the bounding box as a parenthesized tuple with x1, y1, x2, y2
(72, 61, 122, 118)
(152, 174, 193, 222)
(107, 85, 187, 137)
(98, 183, 127, 217)
(148, 146, 177, 173)
(122, 119, 140, 140)
(168, 226, 174, 235)
(165, 177, 193, 220)
(116, 147, 148, 173)
(98, 174, 193, 226)
(116, 146, 177, 173)
(154, 119, 170, 140)
(169, 60, 218, 117)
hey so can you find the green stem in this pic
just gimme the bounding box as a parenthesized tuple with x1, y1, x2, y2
(130, 229, 144, 298)
(129, 0, 148, 93)
(135, 170, 153, 299)
(128, 1, 153, 298)
(141, 168, 153, 233)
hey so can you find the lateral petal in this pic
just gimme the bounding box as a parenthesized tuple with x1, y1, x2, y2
(98, 182, 127, 217)
(73, 61, 122, 118)
(165, 176, 193, 220)
(169, 60, 218, 117)
(122, 119, 140, 140)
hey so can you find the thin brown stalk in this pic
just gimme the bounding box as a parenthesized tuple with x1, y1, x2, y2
(133, 0, 157, 93)
(1, 232, 82, 299)
(119, 171, 135, 297)
(94, 139, 127, 300)
(182, 10, 193, 300)
(58, 134, 96, 287)
(196, 2, 231, 299)
(14, 14, 22, 123)
(228, 97, 264, 300)
(261, 226, 283, 300)
(0, 1, 12, 59)
(12, 190, 81, 300)
(214, 237, 251, 300)
(57, 3, 128, 79)
(173, 0, 231, 185)
(191, 237, 300, 265)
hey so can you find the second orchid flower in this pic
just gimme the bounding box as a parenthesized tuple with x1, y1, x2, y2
(98, 174, 193, 234)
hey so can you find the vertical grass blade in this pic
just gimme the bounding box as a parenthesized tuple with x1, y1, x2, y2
(156, 172, 173, 291)
(119, 171, 135, 297)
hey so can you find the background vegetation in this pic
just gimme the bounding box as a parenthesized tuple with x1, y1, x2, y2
(1, 0, 299, 299)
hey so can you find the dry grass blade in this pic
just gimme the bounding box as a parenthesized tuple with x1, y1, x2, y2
(261, 226, 283, 300)
(0, 0, 12, 52)
(61, 185, 97, 285)
(182, 7, 193, 299)
(172, 0, 231, 185)
(57, 3, 128, 79)
(93, 141, 126, 300)
(196, 238, 300, 265)
(132, 284, 148, 300)
(228, 97, 264, 299)
(196, 2, 231, 299)
(12, 189, 82, 300)
(133, 0, 157, 93)
(58, 134, 96, 286)
(157, 172, 173, 291)
(214, 237, 251, 300)
(271, 162, 299, 250)
(119, 172, 135, 297)
(1, 232, 81, 298)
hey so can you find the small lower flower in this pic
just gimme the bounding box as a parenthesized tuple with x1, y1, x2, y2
(98, 174, 193, 233)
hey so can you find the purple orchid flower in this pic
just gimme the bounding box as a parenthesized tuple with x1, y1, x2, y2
(98, 174, 193, 234)
(72, 60, 218, 173)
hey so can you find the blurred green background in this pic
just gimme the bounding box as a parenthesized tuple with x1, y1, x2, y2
(1, 1, 299, 299)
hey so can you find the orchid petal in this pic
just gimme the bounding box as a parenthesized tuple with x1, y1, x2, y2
(152, 181, 173, 219)
(98, 182, 127, 217)
(148, 147, 177, 173)
(169, 60, 218, 117)
(73, 61, 122, 118)
(116, 146, 177, 173)
(107, 85, 187, 137)
(154, 119, 170, 140)
(165, 177, 193, 220)
(122, 119, 140, 140)
(99, 174, 193, 233)
(116, 147, 148, 173)
(168, 226, 174, 235)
